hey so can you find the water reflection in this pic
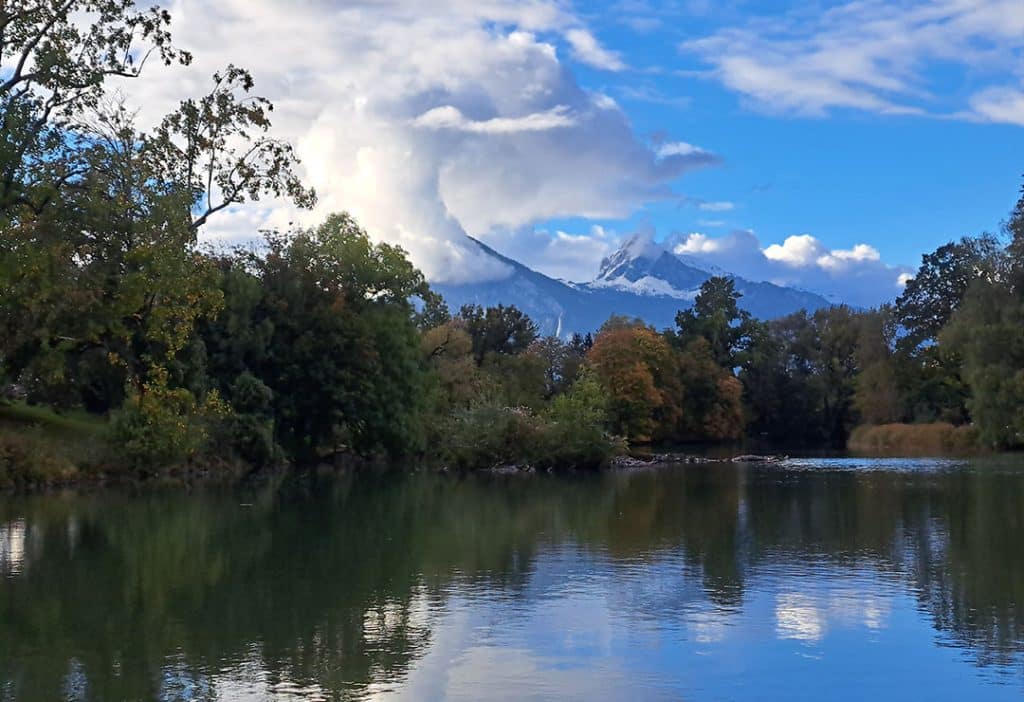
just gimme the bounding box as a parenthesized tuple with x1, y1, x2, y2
(0, 459, 1022, 700)
(0, 518, 27, 577)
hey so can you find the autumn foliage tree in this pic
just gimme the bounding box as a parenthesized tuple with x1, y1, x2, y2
(587, 323, 675, 442)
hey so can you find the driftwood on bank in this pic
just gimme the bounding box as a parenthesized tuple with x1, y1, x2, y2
(730, 454, 789, 463)
(611, 453, 788, 470)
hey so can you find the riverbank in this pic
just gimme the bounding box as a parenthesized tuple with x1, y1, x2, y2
(0, 403, 255, 490)
(2, 402, 995, 491)
(848, 423, 981, 455)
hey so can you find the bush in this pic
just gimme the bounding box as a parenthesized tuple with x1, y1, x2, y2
(542, 371, 623, 469)
(443, 403, 546, 470)
(848, 422, 980, 455)
(107, 384, 227, 472)
(230, 372, 274, 416)
(208, 412, 282, 468)
(443, 371, 622, 471)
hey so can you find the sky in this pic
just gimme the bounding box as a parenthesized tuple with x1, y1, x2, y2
(133, 0, 1024, 306)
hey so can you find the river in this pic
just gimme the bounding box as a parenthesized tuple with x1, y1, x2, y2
(1, 457, 1023, 700)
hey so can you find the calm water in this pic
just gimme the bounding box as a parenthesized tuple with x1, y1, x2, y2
(2, 458, 1024, 701)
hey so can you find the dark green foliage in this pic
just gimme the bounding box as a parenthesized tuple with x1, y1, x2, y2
(942, 279, 1024, 448)
(210, 413, 279, 468)
(895, 234, 1001, 352)
(198, 215, 434, 460)
(458, 304, 539, 363)
(1005, 180, 1024, 289)
(442, 371, 619, 471)
(673, 276, 756, 369)
(739, 307, 861, 446)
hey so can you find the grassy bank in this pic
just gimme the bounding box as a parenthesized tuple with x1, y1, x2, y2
(0, 402, 252, 489)
(0, 402, 106, 488)
(848, 423, 981, 456)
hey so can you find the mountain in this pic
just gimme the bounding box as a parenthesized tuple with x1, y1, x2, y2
(433, 234, 831, 337)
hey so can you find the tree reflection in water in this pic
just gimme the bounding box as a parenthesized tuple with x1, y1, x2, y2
(0, 459, 1022, 700)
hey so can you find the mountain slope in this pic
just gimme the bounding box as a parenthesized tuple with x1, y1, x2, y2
(433, 236, 831, 337)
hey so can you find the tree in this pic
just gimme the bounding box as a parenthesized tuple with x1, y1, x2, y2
(153, 65, 315, 231)
(675, 338, 744, 441)
(942, 279, 1024, 448)
(1007, 179, 1024, 290)
(673, 276, 755, 369)
(893, 235, 1002, 424)
(415, 290, 451, 331)
(0, 0, 190, 216)
(587, 323, 679, 442)
(421, 320, 484, 412)
(853, 307, 901, 426)
(895, 235, 1002, 352)
(528, 336, 573, 398)
(813, 306, 862, 446)
(0, 102, 223, 408)
(1, 64, 313, 408)
(200, 214, 435, 458)
(457, 304, 539, 363)
(740, 308, 862, 446)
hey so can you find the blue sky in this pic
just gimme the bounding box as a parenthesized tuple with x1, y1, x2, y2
(565, 0, 1024, 269)
(152, 0, 1024, 306)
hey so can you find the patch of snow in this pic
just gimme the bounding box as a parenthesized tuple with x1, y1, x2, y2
(596, 230, 667, 281)
(590, 275, 697, 300)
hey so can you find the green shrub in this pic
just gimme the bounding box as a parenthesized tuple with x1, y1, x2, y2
(208, 413, 282, 468)
(230, 373, 274, 416)
(443, 371, 622, 471)
(444, 402, 546, 470)
(542, 371, 623, 469)
(107, 385, 227, 472)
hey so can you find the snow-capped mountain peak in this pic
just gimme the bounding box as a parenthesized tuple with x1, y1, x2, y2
(597, 230, 666, 281)
(595, 235, 711, 296)
(432, 235, 832, 338)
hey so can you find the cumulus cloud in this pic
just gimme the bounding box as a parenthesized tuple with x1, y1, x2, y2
(668, 230, 911, 306)
(683, 0, 1024, 120)
(119, 0, 714, 284)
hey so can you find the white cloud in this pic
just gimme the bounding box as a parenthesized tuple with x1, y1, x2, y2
(656, 141, 716, 160)
(117, 0, 715, 284)
(817, 243, 881, 270)
(673, 231, 721, 255)
(480, 225, 625, 282)
(764, 234, 824, 266)
(698, 200, 735, 212)
(668, 230, 910, 307)
(565, 28, 626, 71)
(411, 105, 577, 133)
(683, 0, 1024, 121)
(969, 85, 1024, 127)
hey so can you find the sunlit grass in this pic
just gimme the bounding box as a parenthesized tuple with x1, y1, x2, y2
(0, 402, 106, 437)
